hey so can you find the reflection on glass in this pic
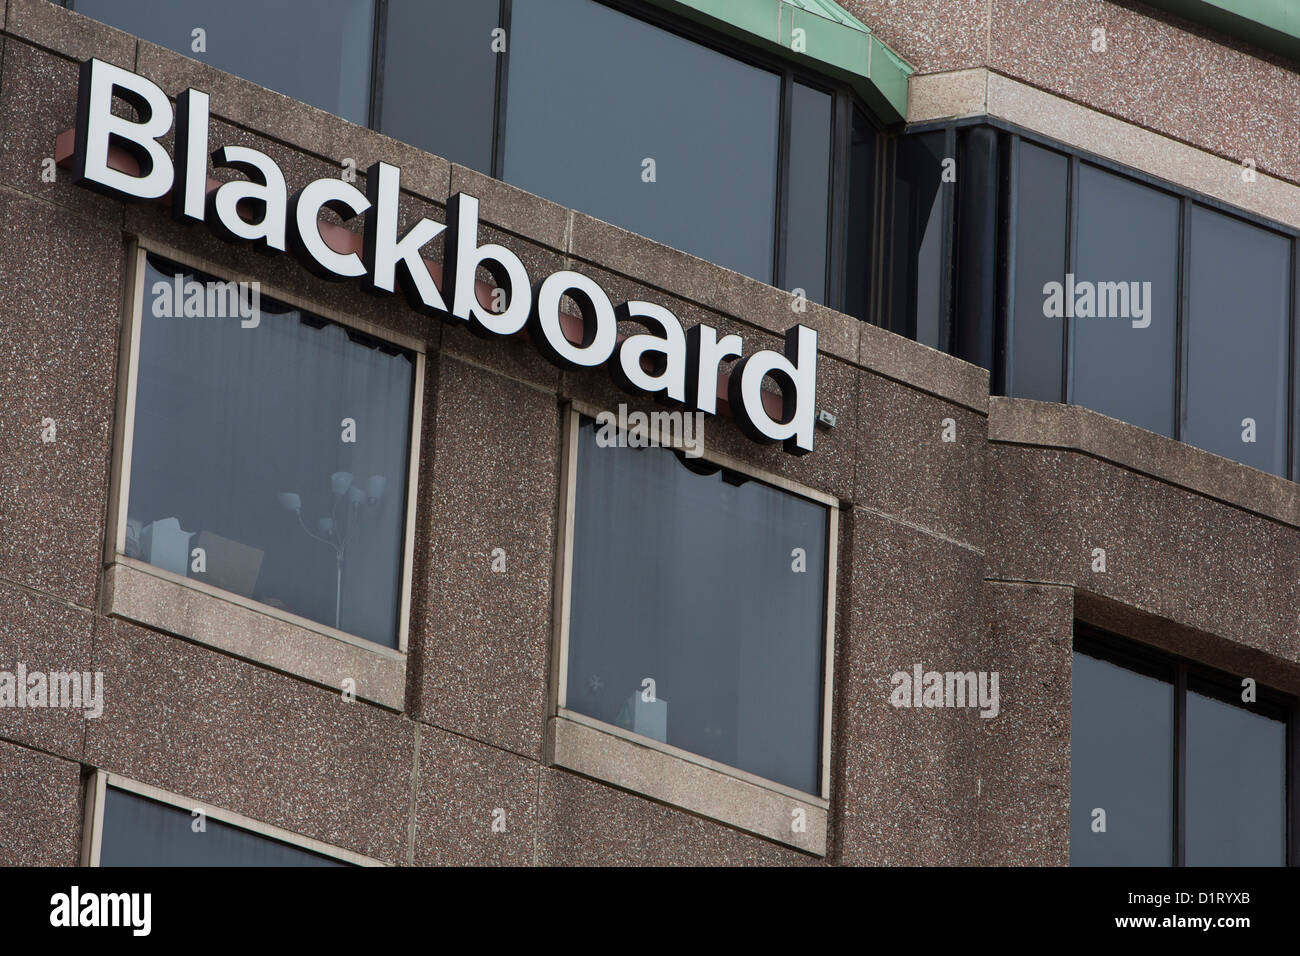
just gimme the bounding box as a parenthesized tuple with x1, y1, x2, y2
(1011, 143, 1068, 402)
(99, 788, 346, 866)
(380, 0, 499, 172)
(128, 255, 414, 647)
(1072, 164, 1179, 436)
(566, 420, 827, 794)
(1070, 651, 1174, 866)
(1185, 689, 1286, 866)
(75, 0, 374, 123)
(889, 132, 947, 347)
(785, 83, 833, 304)
(1184, 205, 1290, 476)
(842, 108, 877, 322)
(504, 0, 781, 281)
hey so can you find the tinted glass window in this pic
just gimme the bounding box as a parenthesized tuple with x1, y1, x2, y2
(1010, 143, 1068, 401)
(1070, 650, 1174, 865)
(503, 0, 780, 281)
(380, 0, 499, 172)
(74, 0, 374, 124)
(842, 108, 877, 322)
(566, 420, 828, 794)
(1185, 689, 1287, 866)
(128, 256, 415, 647)
(784, 83, 833, 304)
(889, 132, 947, 347)
(1184, 205, 1291, 475)
(99, 788, 346, 866)
(1071, 165, 1179, 436)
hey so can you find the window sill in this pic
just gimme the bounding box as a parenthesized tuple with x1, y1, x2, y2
(102, 558, 406, 710)
(547, 711, 828, 856)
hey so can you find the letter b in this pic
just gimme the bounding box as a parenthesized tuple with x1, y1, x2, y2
(71, 58, 175, 201)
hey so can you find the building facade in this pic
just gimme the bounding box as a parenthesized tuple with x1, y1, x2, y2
(0, 0, 1297, 866)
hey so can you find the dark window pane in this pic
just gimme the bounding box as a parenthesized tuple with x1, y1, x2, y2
(1184, 205, 1291, 475)
(888, 132, 947, 347)
(74, 0, 373, 124)
(1071, 165, 1179, 436)
(566, 420, 827, 794)
(1070, 650, 1174, 866)
(1185, 689, 1286, 866)
(1010, 143, 1068, 401)
(504, 0, 780, 281)
(842, 108, 877, 321)
(99, 788, 346, 866)
(380, 0, 498, 172)
(784, 83, 833, 304)
(128, 256, 415, 647)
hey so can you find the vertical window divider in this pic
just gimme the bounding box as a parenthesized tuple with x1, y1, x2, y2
(490, 0, 513, 181)
(1062, 155, 1078, 405)
(1174, 661, 1187, 867)
(774, 70, 794, 291)
(1176, 197, 1192, 443)
(1000, 133, 1020, 396)
(870, 131, 892, 329)
(939, 126, 957, 356)
(1289, 699, 1299, 866)
(1289, 238, 1298, 481)
(827, 91, 851, 315)
(367, 0, 388, 131)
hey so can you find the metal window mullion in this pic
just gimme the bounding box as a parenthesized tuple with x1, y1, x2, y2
(1062, 155, 1078, 405)
(1001, 133, 1020, 397)
(367, 0, 387, 132)
(939, 126, 957, 357)
(1289, 701, 1299, 866)
(827, 91, 850, 313)
(1289, 238, 1298, 480)
(773, 70, 794, 291)
(823, 89, 847, 311)
(1176, 198, 1192, 443)
(872, 132, 893, 330)
(1174, 663, 1187, 867)
(490, 0, 512, 181)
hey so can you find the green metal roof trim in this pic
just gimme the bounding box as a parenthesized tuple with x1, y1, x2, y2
(643, 0, 913, 122)
(1143, 0, 1300, 63)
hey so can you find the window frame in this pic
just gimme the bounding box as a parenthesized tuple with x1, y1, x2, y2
(547, 401, 839, 854)
(374, 0, 877, 306)
(879, 125, 957, 346)
(80, 770, 382, 866)
(904, 115, 1300, 481)
(1073, 623, 1299, 867)
(64, 0, 888, 312)
(104, 239, 425, 677)
(67, 0, 381, 127)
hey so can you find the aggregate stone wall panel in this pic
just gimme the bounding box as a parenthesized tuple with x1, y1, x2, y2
(987, 444, 1300, 667)
(0, 737, 83, 866)
(6, 0, 133, 67)
(987, 0, 1300, 186)
(978, 581, 1072, 866)
(413, 725, 538, 865)
(0, 38, 127, 219)
(85, 617, 416, 864)
(0, 579, 93, 760)
(536, 767, 811, 866)
(438, 223, 567, 391)
(840, 0, 990, 74)
(855, 368, 988, 550)
(833, 510, 986, 865)
(0, 189, 121, 609)
(411, 356, 559, 760)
